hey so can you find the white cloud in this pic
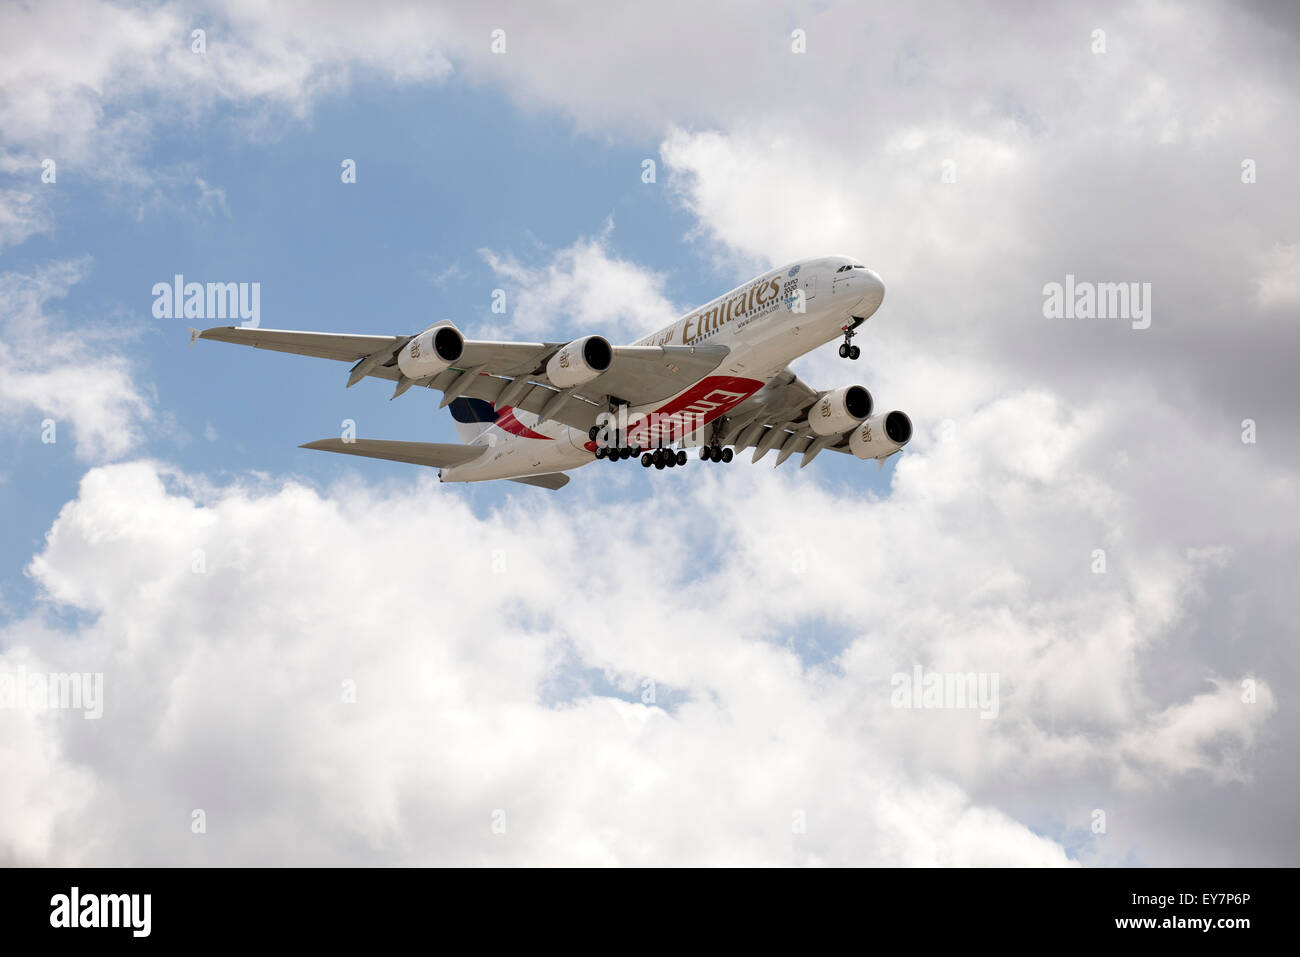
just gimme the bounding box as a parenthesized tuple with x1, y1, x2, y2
(1254, 242, 1300, 308)
(194, 177, 229, 218)
(0, 260, 153, 461)
(479, 224, 680, 340)
(0, 458, 1079, 865)
(1117, 679, 1275, 786)
(0, 0, 456, 186)
(2, 349, 1289, 864)
(0, 188, 53, 250)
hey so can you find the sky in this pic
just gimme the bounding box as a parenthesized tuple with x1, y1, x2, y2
(0, 0, 1296, 866)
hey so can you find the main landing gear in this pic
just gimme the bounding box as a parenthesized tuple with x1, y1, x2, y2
(641, 448, 688, 469)
(634, 444, 735, 469)
(698, 444, 734, 463)
(592, 414, 737, 471)
(590, 423, 642, 462)
(594, 442, 642, 461)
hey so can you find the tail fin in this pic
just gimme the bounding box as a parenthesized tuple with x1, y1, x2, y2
(447, 397, 497, 445)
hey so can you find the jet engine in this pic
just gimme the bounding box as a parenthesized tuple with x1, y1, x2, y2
(848, 411, 913, 459)
(547, 335, 613, 388)
(397, 322, 464, 380)
(809, 385, 874, 436)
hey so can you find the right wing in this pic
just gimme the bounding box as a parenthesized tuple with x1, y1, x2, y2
(193, 326, 551, 378)
(195, 325, 729, 434)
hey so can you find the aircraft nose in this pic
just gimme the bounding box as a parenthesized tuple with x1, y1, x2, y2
(857, 268, 885, 313)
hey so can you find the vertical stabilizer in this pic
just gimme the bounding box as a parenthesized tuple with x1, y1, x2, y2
(447, 397, 498, 445)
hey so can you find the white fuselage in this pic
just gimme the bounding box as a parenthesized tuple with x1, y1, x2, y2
(441, 256, 885, 483)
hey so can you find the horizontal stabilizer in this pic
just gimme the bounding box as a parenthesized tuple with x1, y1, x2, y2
(299, 438, 484, 469)
(507, 473, 571, 491)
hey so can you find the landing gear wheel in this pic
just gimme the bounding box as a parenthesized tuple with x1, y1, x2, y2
(652, 449, 664, 467)
(721, 447, 733, 463)
(594, 446, 607, 459)
(641, 452, 653, 467)
(676, 450, 687, 466)
(849, 345, 861, 360)
(839, 343, 850, 358)
(654, 459, 665, 470)
(700, 446, 712, 461)
(588, 425, 600, 441)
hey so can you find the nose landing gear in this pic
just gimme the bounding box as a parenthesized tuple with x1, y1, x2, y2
(838, 319, 864, 360)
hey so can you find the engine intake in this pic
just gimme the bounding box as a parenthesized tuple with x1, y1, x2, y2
(848, 411, 913, 459)
(809, 385, 874, 436)
(547, 335, 613, 389)
(397, 322, 464, 380)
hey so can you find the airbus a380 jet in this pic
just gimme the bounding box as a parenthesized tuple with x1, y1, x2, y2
(193, 255, 912, 490)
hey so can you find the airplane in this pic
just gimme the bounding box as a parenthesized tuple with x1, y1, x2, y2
(192, 255, 912, 490)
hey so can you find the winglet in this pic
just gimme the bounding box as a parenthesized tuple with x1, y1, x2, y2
(188, 327, 202, 348)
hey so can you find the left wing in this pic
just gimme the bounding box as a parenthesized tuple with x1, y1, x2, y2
(712, 370, 908, 469)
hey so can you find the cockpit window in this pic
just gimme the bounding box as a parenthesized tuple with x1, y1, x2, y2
(836, 265, 850, 272)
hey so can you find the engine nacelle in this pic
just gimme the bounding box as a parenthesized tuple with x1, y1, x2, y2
(848, 411, 913, 459)
(547, 335, 613, 389)
(809, 385, 873, 436)
(397, 322, 464, 380)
